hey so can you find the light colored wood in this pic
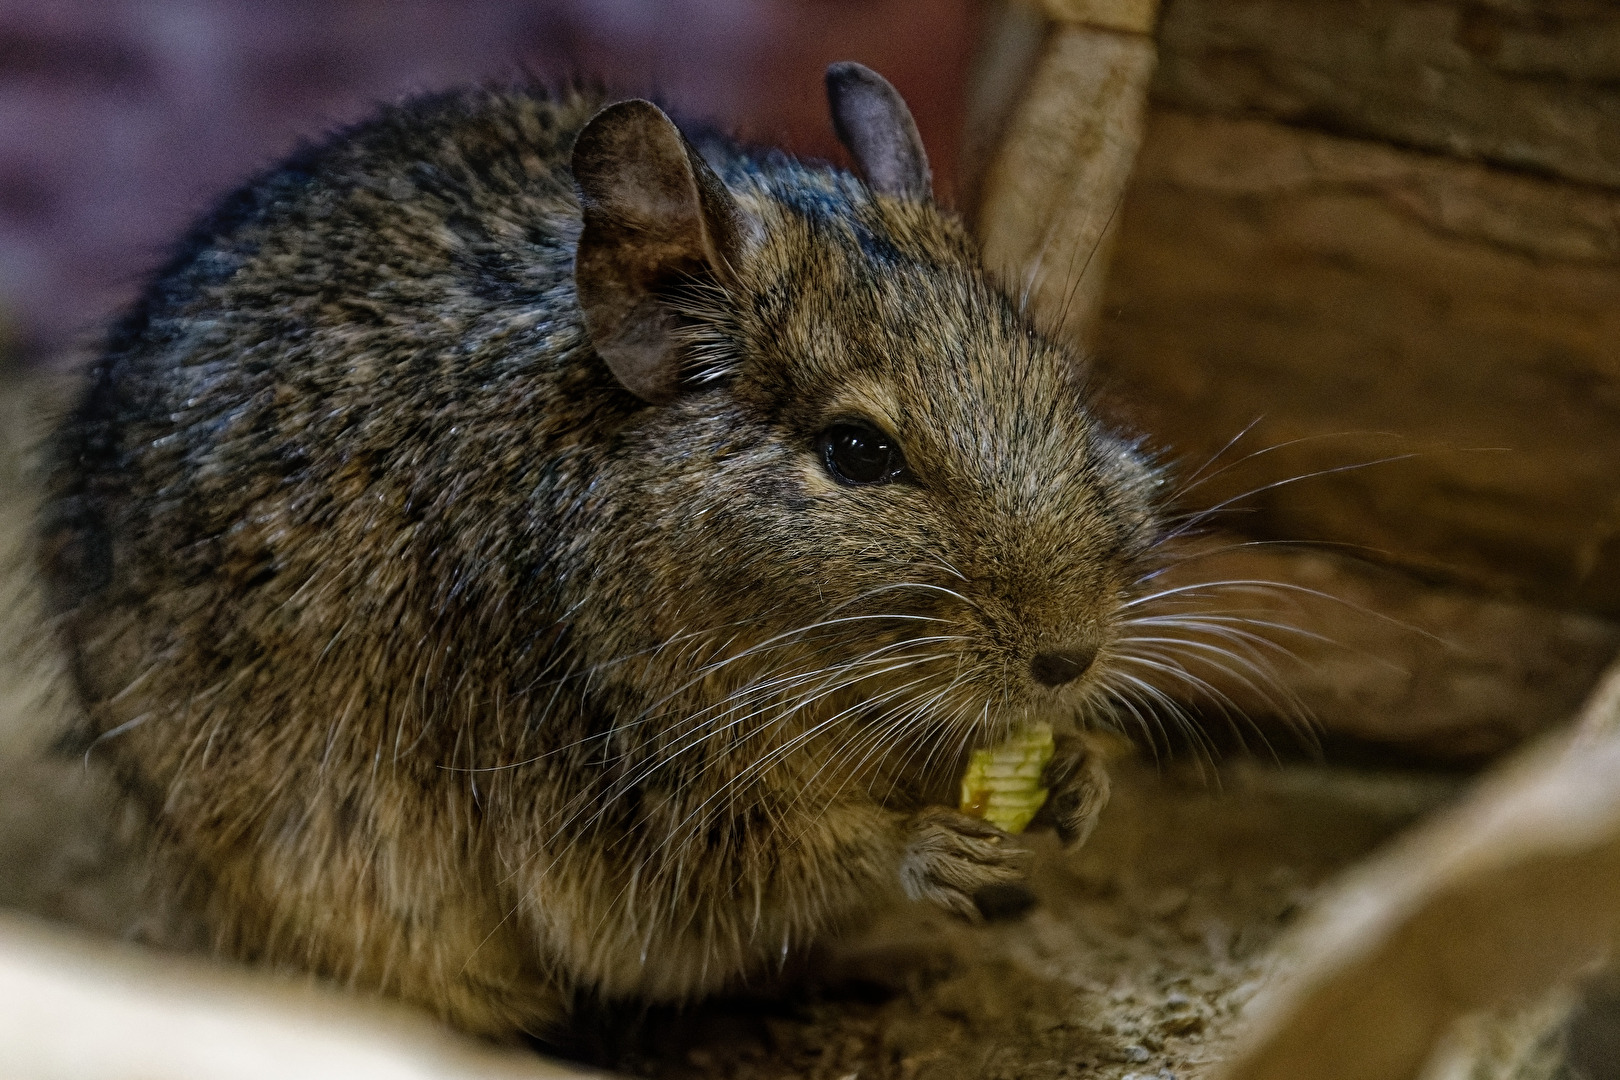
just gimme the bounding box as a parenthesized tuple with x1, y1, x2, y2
(1214, 660, 1620, 1080)
(0, 912, 599, 1080)
(975, 25, 1157, 344)
(1039, 0, 1161, 35)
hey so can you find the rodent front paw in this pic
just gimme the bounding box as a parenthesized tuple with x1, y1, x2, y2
(1037, 733, 1112, 849)
(900, 806, 1029, 921)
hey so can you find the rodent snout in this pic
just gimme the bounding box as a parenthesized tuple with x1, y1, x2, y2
(1029, 645, 1097, 688)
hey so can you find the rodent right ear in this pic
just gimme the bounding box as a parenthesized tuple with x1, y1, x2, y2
(825, 62, 932, 202)
(572, 99, 750, 404)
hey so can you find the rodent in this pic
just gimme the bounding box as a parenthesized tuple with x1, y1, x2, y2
(40, 63, 1163, 1037)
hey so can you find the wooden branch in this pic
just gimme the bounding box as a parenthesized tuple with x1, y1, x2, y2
(1038, 0, 1160, 35)
(974, 6, 1160, 343)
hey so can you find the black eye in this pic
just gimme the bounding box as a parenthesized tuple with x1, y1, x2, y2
(818, 422, 909, 486)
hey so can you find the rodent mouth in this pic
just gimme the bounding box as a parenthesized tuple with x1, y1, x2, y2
(843, 657, 1100, 748)
(685, 609, 1112, 751)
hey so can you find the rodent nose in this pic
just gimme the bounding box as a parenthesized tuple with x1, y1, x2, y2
(1029, 646, 1096, 688)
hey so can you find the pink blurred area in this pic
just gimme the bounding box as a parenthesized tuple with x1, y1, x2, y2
(0, 0, 982, 366)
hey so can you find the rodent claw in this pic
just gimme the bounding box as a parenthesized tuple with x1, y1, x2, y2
(1037, 734, 1112, 850)
(900, 806, 1031, 921)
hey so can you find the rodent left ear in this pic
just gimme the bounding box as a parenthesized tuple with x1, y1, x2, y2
(825, 62, 932, 201)
(572, 99, 751, 404)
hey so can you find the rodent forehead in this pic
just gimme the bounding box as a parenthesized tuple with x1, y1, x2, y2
(786, 314, 1095, 472)
(821, 376, 903, 434)
(752, 259, 1069, 407)
(728, 193, 1118, 495)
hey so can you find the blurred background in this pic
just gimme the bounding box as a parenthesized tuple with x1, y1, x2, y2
(0, 0, 982, 368)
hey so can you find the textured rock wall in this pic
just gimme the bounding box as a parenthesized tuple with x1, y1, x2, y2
(1096, 111, 1620, 613)
(1038, 0, 1620, 754)
(1150, 0, 1620, 189)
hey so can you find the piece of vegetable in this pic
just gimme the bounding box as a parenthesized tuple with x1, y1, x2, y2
(958, 722, 1055, 833)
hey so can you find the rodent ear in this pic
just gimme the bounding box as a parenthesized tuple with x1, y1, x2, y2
(825, 62, 932, 202)
(572, 99, 750, 404)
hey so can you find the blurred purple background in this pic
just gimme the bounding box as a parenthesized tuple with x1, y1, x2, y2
(0, 0, 981, 366)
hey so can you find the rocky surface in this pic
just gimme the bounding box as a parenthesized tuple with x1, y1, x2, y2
(1092, 109, 1620, 615)
(1137, 542, 1620, 760)
(1151, 0, 1620, 190)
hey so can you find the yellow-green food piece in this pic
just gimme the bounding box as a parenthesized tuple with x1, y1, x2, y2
(959, 722, 1054, 833)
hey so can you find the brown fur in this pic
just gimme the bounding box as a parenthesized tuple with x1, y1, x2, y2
(40, 77, 1163, 1037)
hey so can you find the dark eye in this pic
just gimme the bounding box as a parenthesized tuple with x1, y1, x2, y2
(818, 422, 909, 486)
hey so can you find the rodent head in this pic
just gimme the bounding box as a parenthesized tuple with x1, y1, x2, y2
(568, 65, 1163, 743)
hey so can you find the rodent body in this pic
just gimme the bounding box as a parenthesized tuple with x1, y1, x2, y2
(42, 68, 1161, 1036)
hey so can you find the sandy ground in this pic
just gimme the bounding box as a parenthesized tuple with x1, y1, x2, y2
(568, 761, 1462, 1080)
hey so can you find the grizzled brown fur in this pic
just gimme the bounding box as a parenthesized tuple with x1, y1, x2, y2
(42, 71, 1163, 1036)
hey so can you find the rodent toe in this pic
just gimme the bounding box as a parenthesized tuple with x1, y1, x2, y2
(1039, 738, 1112, 849)
(900, 806, 1030, 918)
